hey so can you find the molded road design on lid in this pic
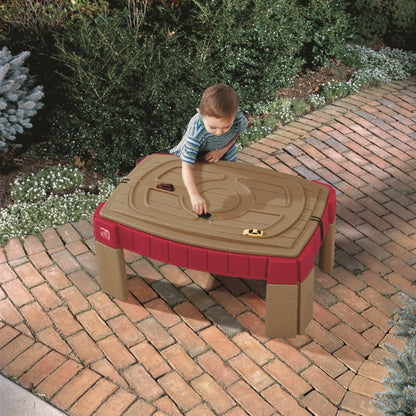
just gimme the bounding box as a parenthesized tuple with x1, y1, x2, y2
(100, 154, 329, 258)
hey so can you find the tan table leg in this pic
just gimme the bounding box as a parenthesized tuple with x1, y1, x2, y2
(265, 270, 314, 338)
(319, 221, 335, 274)
(95, 241, 129, 300)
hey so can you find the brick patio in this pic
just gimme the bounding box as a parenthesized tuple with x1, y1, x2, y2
(1, 77, 415, 416)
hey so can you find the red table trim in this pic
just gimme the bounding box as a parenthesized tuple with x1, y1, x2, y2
(94, 183, 335, 285)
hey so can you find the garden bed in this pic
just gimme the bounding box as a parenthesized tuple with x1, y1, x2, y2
(0, 60, 354, 210)
(0, 149, 105, 209)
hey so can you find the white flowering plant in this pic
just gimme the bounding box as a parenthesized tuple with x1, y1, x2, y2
(307, 94, 326, 109)
(11, 165, 84, 203)
(321, 79, 361, 102)
(1, 165, 116, 244)
(238, 44, 416, 149)
(335, 45, 416, 86)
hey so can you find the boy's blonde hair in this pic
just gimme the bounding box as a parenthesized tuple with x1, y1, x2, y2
(199, 84, 240, 119)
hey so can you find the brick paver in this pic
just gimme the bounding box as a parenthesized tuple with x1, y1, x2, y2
(1, 78, 415, 415)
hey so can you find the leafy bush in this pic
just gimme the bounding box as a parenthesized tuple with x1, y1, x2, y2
(349, 0, 416, 49)
(191, 0, 308, 106)
(50, 10, 201, 177)
(300, 0, 354, 67)
(0, 0, 109, 34)
(49, 1, 321, 176)
(0, 47, 44, 151)
(46, 0, 358, 177)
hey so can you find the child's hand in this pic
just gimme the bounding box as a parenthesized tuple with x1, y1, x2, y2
(190, 193, 208, 215)
(203, 149, 224, 163)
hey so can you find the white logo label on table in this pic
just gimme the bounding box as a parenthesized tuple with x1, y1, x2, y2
(99, 227, 111, 241)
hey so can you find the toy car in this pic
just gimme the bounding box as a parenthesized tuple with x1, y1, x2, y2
(243, 228, 264, 237)
(156, 183, 175, 192)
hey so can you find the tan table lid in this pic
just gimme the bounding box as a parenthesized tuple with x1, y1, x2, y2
(100, 154, 329, 258)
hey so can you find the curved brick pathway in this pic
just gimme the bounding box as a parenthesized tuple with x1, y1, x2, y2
(1, 78, 415, 416)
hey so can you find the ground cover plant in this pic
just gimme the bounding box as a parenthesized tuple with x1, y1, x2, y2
(0, 165, 115, 243)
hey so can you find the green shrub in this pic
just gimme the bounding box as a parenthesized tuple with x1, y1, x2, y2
(0, 1, 111, 148)
(50, 10, 202, 177)
(47, 0, 360, 177)
(348, 0, 388, 44)
(48, 1, 311, 176)
(349, 0, 416, 49)
(0, 0, 109, 34)
(191, 0, 308, 106)
(300, 0, 355, 67)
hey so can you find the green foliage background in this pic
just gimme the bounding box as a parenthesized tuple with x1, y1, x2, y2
(0, 0, 414, 177)
(46, 0, 355, 176)
(348, 0, 416, 49)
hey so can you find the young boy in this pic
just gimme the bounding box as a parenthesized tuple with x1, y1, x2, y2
(170, 84, 248, 215)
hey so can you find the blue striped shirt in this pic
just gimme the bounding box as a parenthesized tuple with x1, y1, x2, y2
(170, 109, 248, 165)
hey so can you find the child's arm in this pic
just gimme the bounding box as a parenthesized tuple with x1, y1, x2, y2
(182, 161, 208, 215)
(203, 132, 240, 163)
